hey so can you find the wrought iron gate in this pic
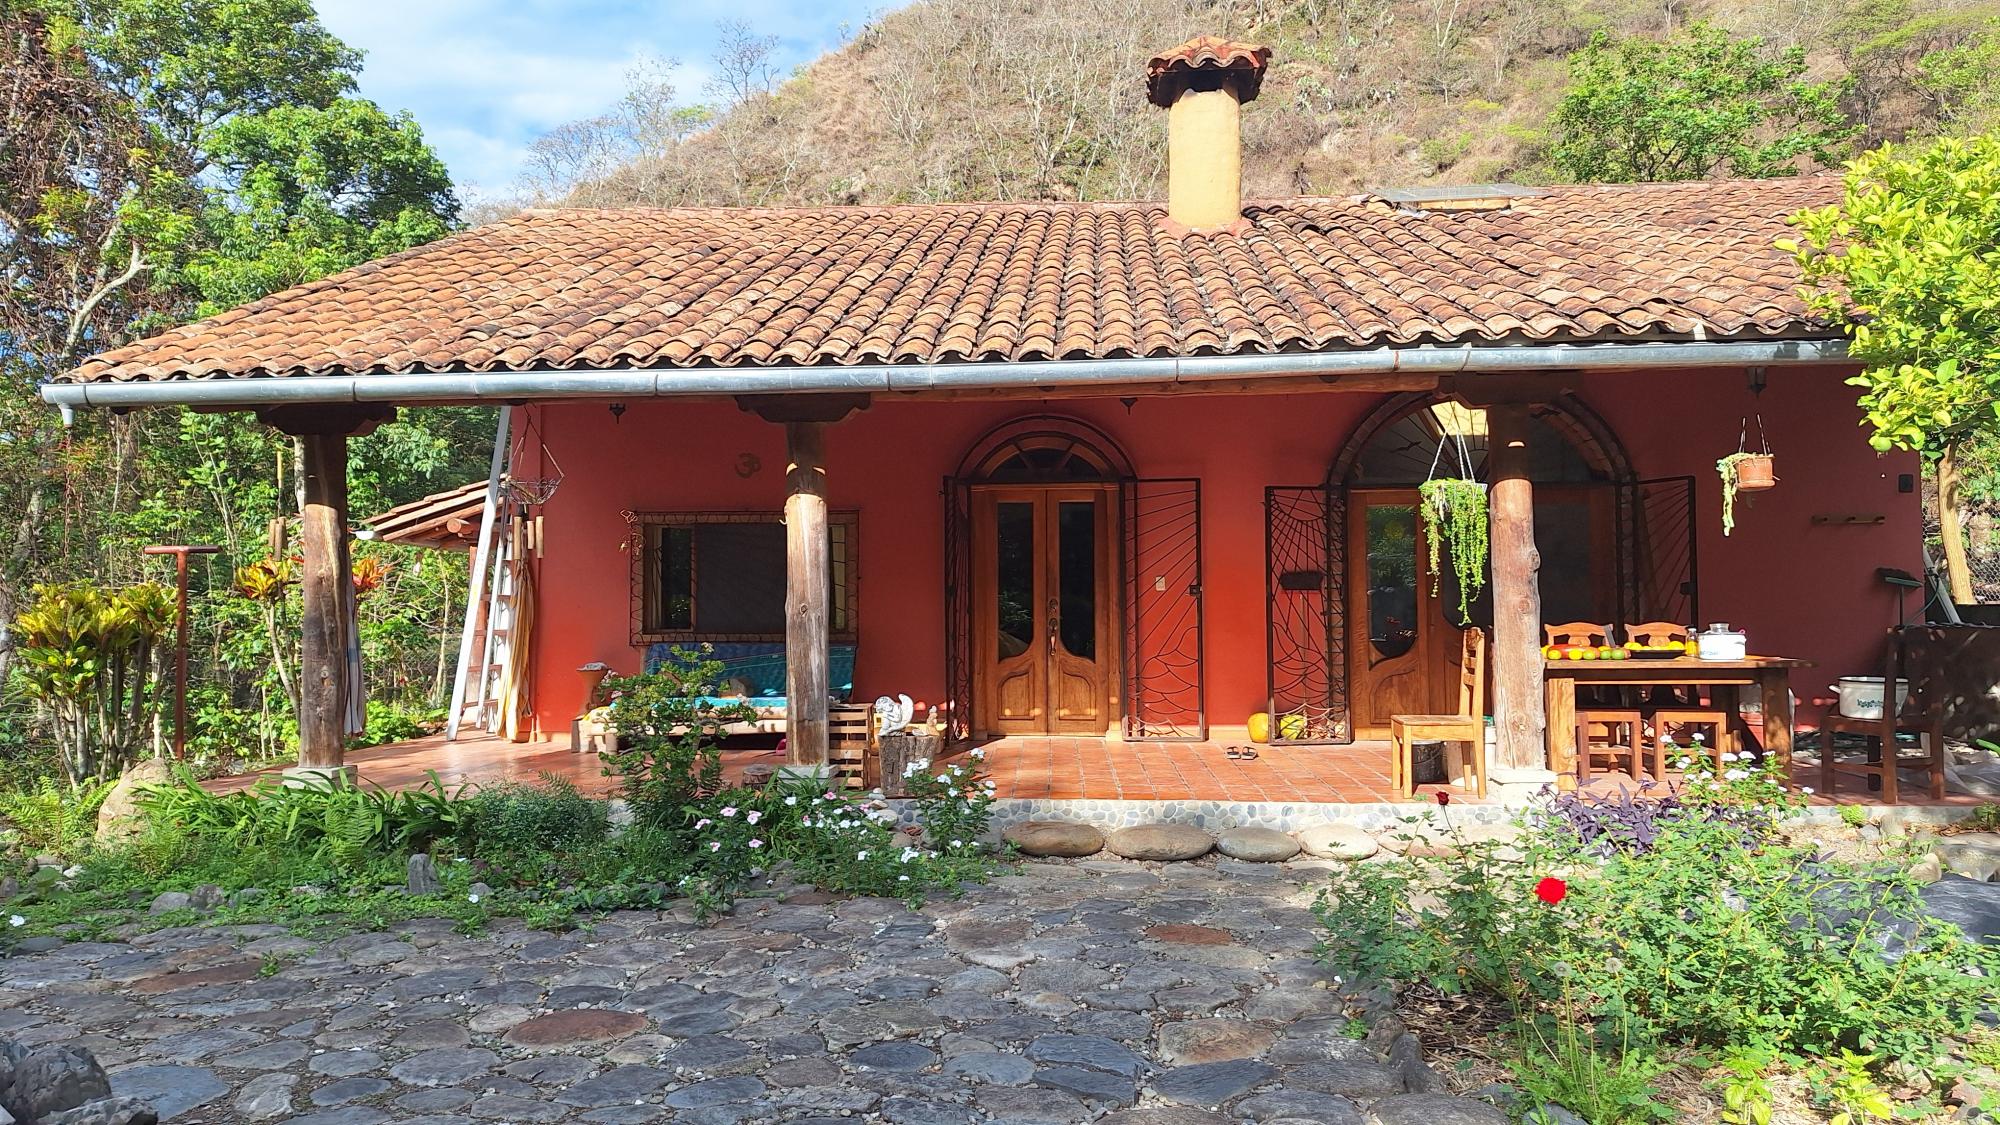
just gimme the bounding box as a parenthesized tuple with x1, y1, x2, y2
(1619, 475, 1700, 627)
(1264, 485, 1351, 744)
(1122, 478, 1205, 740)
(941, 477, 973, 743)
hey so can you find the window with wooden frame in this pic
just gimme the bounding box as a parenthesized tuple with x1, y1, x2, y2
(629, 512, 858, 644)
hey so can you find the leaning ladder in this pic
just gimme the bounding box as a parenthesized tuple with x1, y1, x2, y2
(446, 406, 514, 739)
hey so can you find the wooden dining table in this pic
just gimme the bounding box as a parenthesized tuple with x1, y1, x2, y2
(1544, 655, 1814, 789)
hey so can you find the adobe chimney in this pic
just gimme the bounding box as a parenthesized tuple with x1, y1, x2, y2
(1146, 36, 1272, 233)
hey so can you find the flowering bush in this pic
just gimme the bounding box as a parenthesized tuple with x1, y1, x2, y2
(671, 772, 1002, 916)
(898, 748, 998, 856)
(1316, 756, 1998, 1075)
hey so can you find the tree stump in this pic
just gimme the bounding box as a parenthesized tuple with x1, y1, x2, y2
(878, 731, 943, 798)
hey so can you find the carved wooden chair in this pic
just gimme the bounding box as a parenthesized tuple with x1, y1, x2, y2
(1545, 621, 1645, 782)
(1390, 628, 1486, 799)
(1627, 620, 1733, 777)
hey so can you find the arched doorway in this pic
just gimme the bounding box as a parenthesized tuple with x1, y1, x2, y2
(955, 418, 1132, 737)
(1336, 395, 1632, 736)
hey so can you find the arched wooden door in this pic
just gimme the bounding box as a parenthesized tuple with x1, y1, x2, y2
(971, 485, 1117, 735)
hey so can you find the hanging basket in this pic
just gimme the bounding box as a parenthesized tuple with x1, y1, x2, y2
(1733, 452, 1777, 492)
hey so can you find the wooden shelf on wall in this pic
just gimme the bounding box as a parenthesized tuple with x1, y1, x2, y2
(1810, 514, 1887, 526)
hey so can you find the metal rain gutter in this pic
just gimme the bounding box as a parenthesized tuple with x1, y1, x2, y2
(41, 338, 1851, 411)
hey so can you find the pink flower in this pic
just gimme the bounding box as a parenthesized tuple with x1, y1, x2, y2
(718, 806, 737, 818)
(748, 839, 763, 849)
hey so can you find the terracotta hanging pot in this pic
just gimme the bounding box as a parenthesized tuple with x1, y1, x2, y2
(1734, 452, 1777, 492)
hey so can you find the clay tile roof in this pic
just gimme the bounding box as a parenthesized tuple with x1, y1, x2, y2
(362, 481, 487, 550)
(1145, 36, 1273, 107)
(62, 177, 1843, 385)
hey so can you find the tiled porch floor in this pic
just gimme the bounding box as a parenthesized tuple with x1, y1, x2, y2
(957, 737, 1415, 803)
(210, 730, 1986, 809)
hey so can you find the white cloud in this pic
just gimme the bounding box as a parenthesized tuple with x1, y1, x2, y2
(313, 0, 874, 196)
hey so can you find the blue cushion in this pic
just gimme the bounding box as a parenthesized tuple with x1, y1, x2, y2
(644, 642, 855, 702)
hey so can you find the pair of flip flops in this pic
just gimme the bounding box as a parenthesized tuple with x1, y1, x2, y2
(1223, 746, 1260, 760)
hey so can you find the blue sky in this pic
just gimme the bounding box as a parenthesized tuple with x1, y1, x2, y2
(313, 0, 882, 202)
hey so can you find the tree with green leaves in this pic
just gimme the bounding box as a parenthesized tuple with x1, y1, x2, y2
(1549, 22, 1856, 183)
(3, 0, 478, 770)
(1788, 133, 2000, 603)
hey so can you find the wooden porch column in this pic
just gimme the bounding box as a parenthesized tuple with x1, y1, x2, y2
(784, 420, 831, 769)
(258, 405, 395, 780)
(739, 393, 869, 777)
(1486, 404, 1547, 778)
(298, 432, 351, 771)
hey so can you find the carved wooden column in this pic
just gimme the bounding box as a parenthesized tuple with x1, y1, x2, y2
(1486, 403, 1547, 779)
(259, 405, 395, 781)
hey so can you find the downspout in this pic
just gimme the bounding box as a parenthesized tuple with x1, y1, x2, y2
(41, 339, 1851, 411)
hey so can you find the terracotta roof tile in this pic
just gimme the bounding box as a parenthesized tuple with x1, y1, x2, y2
(1146, 37, 1273, 106)
(63, 178, 1843, 384)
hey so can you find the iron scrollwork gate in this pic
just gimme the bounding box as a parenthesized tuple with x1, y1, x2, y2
(1122, 478, 1205, 740)
(941, 477, 973, 743)
(1265, 484, 1351, 744)
(1618, 475, 1700, 627)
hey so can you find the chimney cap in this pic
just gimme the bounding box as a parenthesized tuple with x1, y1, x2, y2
(1145, 36, 1272, 108)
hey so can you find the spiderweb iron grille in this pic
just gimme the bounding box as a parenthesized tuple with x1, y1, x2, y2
(942, 478, 974, 743)
(1122, 479, 1205, 740)
(1265, 485, 1351, 745)
(1621, 476, 1699, 627)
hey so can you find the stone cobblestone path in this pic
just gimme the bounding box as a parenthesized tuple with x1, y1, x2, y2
(0, 858, 1507, 1124)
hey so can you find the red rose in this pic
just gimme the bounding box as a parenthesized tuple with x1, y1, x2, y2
(1435, 791, 1451, 807)
(1534, 877, 1568, 905)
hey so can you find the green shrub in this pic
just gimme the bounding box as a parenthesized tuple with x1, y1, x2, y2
(458, 774, 609, 857)
(600, 648, 758, 827)
(899, 748, 997, 855)
(1315, 758, 1998, 1071)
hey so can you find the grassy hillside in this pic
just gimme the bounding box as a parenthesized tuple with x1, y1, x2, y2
(529, 0, 1999, 209)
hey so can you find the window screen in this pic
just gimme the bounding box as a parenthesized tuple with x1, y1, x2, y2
(635, 513, 857, 641)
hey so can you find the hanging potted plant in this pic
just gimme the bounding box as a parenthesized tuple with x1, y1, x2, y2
(1419, 432, 1488, 624)
(1718, 416, 1777, 537)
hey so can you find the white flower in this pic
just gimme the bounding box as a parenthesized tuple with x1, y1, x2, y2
(1691, 732, 1706, 743)
(748, 839, 763, 849)
(709, 841, 723, 852)
(969, 748, 986, 760)
(467, 894, 481, 904)
(898, 875, 910, 882)
(1800, 786, 1815, 795)
(900, 847, 920, 863)
(719, 806, 737, 818)
(784, 795, 798, 806)
(7, 915, 22, 928)
(1724, 769, 1748, 781)
(1719, 751, 1736, 762)
(857, 850, 871, 861)
(453, 857, 468, 863)
(695, 818, 713, 829)
(949, 840, 964, 849)
(935, 773, 951, 784)
(746, 811, 762, 825)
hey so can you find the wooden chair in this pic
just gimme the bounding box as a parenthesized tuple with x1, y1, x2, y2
(1390, 628, 1487, 799)
(1627, 621, 1733, 777)
(1545, 622, 1645, 782)
(1820, 631, 1947, 804)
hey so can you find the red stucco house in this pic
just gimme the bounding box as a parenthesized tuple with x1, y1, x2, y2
(47, 39, 1919, 803)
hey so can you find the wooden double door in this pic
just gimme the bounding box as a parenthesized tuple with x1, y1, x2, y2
(971, 485, 1117, 736)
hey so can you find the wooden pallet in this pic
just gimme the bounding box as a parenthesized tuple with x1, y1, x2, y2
(829, 703, 877, 789)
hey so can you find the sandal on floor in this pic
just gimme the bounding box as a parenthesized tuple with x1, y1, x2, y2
(1224, 746, 1244, 760)
(1239, 749, 1259, 760)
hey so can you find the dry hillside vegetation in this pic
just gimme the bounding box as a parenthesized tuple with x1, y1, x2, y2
(520, 0, 1999, 210)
